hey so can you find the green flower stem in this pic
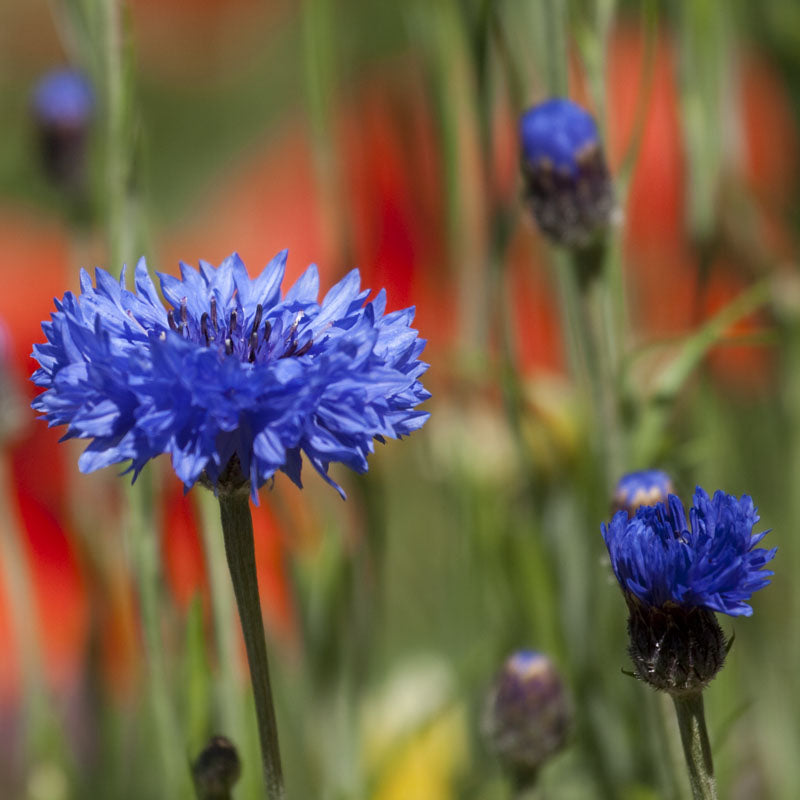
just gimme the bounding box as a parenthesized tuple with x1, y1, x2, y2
(576, 248, 624, 485)
(218, 490, 286, 800)
(671, 692, 718, 800)
(301, 0, 348, 261)
(101, 0, 131, 271)
(542, 0, 568, 96)
(553, 245, 623, 489)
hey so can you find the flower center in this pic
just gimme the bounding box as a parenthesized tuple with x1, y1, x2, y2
(166, 298, 313, 364)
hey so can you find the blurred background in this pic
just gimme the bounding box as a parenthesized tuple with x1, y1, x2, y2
(1, 0, 800, 798)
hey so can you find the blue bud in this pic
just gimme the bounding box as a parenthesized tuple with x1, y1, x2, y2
(32, 69, 94, 128)
(519, 98, 613, 247)
(30, 69, 94, 192)
(612, 469, 674, 516)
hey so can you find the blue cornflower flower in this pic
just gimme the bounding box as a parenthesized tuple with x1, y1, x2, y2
(603, 487, 774, 617)
(613, 469, 674, 516)
(602, 487, 775, 693)
(519, 98, 613, 247)
(31, 69, 94, 129)
(32, 252, 430, 500)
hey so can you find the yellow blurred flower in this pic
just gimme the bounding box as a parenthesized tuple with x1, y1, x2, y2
(372, 706, 468, 800)
(362, 657, 468, 800)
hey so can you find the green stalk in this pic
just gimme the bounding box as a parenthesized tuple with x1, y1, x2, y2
(301, 0, 348, 262)
(535, 3, 627, 796)
(101, 0, 134, 272)
(218, 490, 286, 800)
(575, 248, 624, 487)
(542, 0, 568, 96)
(671, 692, 718, 800)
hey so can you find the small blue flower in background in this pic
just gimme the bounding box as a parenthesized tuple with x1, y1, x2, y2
(483, 650, 571, 783)
(613, 469, 674, 516)
(32, 69, 94, 128)
(31, 69, 94, 191)
(519, 98, 613, 248)
(32, 252, 430, 499)
(603, 487, 775, 618)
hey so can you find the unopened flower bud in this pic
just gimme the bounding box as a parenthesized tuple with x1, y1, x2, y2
(31, 69, 94, 193)
(612, 469, 673, 516)
(192, 736, 241, 800)
(482, 651, 571, 785)
(519, 98, 613, 248)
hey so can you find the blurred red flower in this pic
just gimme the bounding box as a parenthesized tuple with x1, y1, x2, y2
(605, 25, 795, 389)
(0, 209, 88, 698)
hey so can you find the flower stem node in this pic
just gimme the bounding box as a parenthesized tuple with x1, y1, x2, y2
(519, 98, 614, 249)
(482, 651, 571, 787)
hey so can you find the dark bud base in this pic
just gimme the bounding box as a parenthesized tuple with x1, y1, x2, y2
(626, 599, 729, 695)
(521, 142, 614, 250)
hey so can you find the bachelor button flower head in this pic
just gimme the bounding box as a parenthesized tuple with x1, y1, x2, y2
(612, 469, 674, 516)
(31, 252, 430, 500)
(602, 487, 775, 694)
(519, 98, 614, 248)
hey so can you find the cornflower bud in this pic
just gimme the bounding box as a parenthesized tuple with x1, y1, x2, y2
(31, 69, 94, 193)
(482, 650, 571, 786)
(612, 469, 674, 516)
(192, 736, 241, 800)
(519, 98, 613, 248)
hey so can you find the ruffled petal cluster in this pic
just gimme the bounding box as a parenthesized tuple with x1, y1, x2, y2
(32, 252, 430, 498)
(602, 487, 775, 617)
